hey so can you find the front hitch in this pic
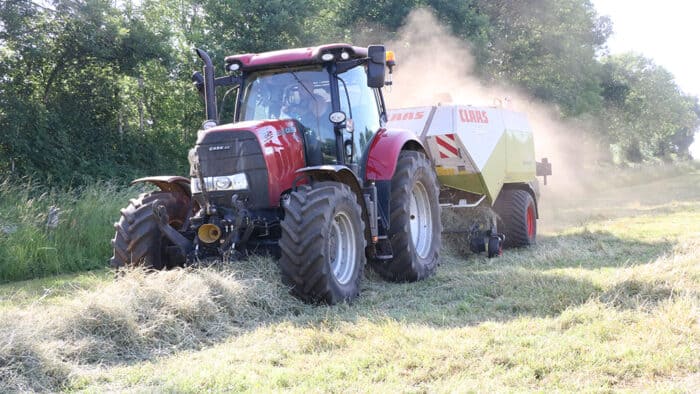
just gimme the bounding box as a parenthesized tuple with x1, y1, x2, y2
(153, 203, 193, 256)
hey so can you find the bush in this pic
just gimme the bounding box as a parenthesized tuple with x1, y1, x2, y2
(0, 179, 137, 282)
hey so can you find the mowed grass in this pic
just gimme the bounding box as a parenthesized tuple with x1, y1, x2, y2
(1, 167, 698, 392)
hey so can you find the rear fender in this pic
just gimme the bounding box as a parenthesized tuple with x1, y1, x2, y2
(131, 176, 191, 197)
(365, 128, 426, 181)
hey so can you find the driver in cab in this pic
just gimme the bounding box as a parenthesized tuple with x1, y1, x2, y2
(281, 79, 334, 164)
(281, 80, 331, 133)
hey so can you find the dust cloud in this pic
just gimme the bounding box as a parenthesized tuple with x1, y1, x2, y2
(382, 8, 603, 198)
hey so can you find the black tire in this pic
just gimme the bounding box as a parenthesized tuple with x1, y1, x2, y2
(372, 151, 442, 282)
(110, 192, 190, 270)
(279, 182, 366, 304)
(487, 234, 503, 258)
(493, 189, 536, 248)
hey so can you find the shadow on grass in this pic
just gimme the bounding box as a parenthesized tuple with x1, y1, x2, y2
(352, 266, 603, 327)
(598, 279, 681, 312)
(490, 229, 673, 271)
(325, 228, 680, 328)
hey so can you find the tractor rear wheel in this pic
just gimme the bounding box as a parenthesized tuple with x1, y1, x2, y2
(110, 192, 190, 270)
(372, 151, 441, 282)
(493, 189, 537, 248)
(279, 182, 366, 304)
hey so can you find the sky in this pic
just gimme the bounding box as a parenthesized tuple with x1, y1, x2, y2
(591, 0, 700, 159)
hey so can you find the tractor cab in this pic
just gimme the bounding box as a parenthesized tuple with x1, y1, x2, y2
(194, 44, 390, 173)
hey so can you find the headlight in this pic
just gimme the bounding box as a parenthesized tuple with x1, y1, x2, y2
(229, 173, 248, 190)
(191, 173, 249, 193)
(215, 177, 232, 190)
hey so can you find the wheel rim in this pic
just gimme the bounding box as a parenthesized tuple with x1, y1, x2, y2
(527, 204, 536, 238)
(409, 180, 433, 259)
(328, 211, 357, 285)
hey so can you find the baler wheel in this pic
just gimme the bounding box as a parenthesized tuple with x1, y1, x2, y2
(493, 189, 537, 248)
(279, 182, 366, 304)
(110, 192, 189, 270)
(371, 151, 441, 282)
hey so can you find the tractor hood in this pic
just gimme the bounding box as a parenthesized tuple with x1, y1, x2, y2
(190, 119, 306, 208)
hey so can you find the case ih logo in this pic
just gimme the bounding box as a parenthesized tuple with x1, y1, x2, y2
(208, 145, 231, 151)
(389, 111, 425, 121)
(435, 134, 460, 159)
(260, 126, 298, 142)
(459, 109, 489, 124)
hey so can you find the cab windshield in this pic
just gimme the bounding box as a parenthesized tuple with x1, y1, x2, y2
(240, 67, 336, 163)
(238, 64, 382, 167)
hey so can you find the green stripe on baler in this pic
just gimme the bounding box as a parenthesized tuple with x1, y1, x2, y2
(478, 132, 508, 204)
(436, 132, 508, 204)
(504, 128, 536, 183)
(437, 173, 488, 197)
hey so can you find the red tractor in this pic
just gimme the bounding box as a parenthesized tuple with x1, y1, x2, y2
(110, 44, 441, 304)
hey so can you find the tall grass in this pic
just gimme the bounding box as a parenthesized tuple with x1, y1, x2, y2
(0, 179, 136, 282)
(1, 161, 697, 283)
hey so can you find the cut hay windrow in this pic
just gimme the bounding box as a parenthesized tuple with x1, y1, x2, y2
(0, 257, 307, 391)
(441, 204, 496, 256)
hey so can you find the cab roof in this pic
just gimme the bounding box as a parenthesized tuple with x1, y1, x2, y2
(224, 43, 368, 71)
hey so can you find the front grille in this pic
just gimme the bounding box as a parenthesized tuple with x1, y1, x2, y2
(191, 130, 269, 209)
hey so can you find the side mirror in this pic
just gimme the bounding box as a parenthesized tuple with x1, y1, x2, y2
(367, 45, 386, 88)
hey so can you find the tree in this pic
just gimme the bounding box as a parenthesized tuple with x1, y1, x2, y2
(601, 53, 699, 161)
(0, 0, 182, 184)
(475, 0, 611, 116)
(201, 0, 319, 56)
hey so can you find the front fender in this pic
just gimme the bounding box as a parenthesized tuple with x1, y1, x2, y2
(295, 165, 364, 199)
(365, 128, 425, 181)
(131, 176, 191, 197)
(296, 165, 360, 186)
(295, 165, 370, 242)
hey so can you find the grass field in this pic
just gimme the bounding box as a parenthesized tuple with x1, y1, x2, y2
(1, 166, 698, 392)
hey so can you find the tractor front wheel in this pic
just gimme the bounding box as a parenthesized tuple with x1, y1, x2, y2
(110, 192, 190, 270)
(372, 150, 442, 282)
(279, 182, 366, 304)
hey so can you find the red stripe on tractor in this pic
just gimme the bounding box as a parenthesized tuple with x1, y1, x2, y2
(436, 136, 459, 156)
(439, 151, 449, 159)
(445, 133, 456, 141)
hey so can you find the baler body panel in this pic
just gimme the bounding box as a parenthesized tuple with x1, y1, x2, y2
(387, 105, 536, 203)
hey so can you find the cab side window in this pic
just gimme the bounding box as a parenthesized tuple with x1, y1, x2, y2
(338, 67, 381, 164)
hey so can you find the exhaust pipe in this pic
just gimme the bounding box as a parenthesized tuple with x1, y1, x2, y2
(195, 48, 218, 124)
